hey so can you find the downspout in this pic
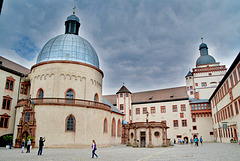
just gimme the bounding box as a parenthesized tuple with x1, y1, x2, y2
(13, 74, 23, 144)
(215, 103, 222, 143)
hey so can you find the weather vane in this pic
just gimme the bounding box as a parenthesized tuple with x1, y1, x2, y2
(201, 34, 203, 43)
(73, 6, 76, 15)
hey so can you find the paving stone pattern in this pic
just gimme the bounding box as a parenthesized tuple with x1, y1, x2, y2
(0, 143, 240, 161)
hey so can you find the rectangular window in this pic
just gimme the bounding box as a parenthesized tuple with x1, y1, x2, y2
(20, 83, 28, 95)
(161, 106, 166, 113)
(230, 75, 234, 87)
(120, 104, 124, 110)
(136, 108, 140, 114)
(234, 101, 239, 115)
(226, 80, 229, 91)
(151, 107, 155, 114)
(238, 65, 240, 80)
(143, 107, 147, 114)
(120, 93, 123, 97)
(180, 113, 184, 118)
(181, 104, 186, 111)
(5, 77, 15, 91)
(195, 83, 198, 86)
(192, 118, 196, 122)
(190, 91, 193, 95)
(0, 117, 9, 128)
(126, 93, 128, 97)
(193, 126, 197, 130)
(173, 120, 178, 127)
(2, 96, 12, 110)
(190, 86, 193, 89)
(172, 105, 177, 112)
(209, 132, 214, 135)
(227, 106, 231, 117)
(201, 82, 207, 87)
(182, 120, 187, 127)
(230, 105, 234, 117)
(233, 70, 238, 84)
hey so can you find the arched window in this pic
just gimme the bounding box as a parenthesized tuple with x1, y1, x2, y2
(37, 89, 44, 98)
(66, 115, 75, 132)
(117, 119, 121, 137)
(65, 89, 75, 103)
(103, 118, 108, 133)
(25, 112, 30, 122)
(94, 93, 99, 102)
(111, 118, 116, 137)
(66, 89, 74, 99)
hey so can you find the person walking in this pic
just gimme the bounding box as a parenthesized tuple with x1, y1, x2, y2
(190, 138, 193, 147)
(21, 139, 25, 153)
(91, 140, 98, 158)
(26, 138, 31, 153)
(194, 137, 198, 147)
(200, 136, 203, 145)
(37, 137, 45, 155)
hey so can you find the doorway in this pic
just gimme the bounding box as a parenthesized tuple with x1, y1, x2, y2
(184, 137, 188, 143)
(22, 131, 29, 147)
(140, 132, 146, 147)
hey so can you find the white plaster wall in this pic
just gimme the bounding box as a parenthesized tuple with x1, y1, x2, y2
(33, 105, 121, 148)
(30, 63, 103, 102)
(0, 70, 21, 137)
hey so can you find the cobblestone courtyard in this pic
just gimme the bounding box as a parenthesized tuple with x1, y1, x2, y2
(1, 143, 240, 161)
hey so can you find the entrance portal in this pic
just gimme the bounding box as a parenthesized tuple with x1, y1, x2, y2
(140, 132, 146, 147)
(22, 131, 29, 147)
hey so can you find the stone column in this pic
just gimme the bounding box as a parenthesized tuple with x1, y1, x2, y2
(148, 127, 153, 147)
(133, 128, 138, 147)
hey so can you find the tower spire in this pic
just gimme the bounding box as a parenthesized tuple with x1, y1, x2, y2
(201, 34, 203, 43)
(73, 6, 76, 15)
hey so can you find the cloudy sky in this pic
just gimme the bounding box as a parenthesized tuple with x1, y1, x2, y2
(0, 0, 240, 95)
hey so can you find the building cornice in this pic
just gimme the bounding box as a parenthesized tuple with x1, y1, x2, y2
(31, 60, 104, 78)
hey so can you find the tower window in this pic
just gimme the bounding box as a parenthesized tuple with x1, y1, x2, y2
(201, 82, 207, 87)
(120, 104, 124, 110)
(120, 94, 123, 97)
(37, 89, 44, 98)
(66, 115, 75, 132)
(126, 93, 128, 97)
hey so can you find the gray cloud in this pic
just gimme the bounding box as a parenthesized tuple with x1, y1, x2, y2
(0, 0, 239, 95)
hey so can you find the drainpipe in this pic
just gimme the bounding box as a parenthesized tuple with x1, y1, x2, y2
(13, 75, 23, 145)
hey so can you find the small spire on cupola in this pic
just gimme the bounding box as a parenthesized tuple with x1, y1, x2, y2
(73, 6, 76, 15)
(201, 34, 203, 43)
(65, 6, 81, 35)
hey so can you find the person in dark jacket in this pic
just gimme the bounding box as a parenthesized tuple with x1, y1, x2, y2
(37, 137, 45, 155)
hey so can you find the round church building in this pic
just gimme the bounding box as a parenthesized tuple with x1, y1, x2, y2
(13, 13, 123, 148)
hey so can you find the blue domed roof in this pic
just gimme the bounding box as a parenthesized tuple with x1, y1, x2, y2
(36, 34, 99, 68)
(196, 55, 216, 65)
(67, 15, 80, 22)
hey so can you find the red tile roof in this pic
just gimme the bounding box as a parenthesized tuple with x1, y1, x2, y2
(104, 86, 188, 105)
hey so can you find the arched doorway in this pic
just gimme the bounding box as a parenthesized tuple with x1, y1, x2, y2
(193, 134, 198, 139)
(184, 136, 188, 143)
(22, 131, 29, 147)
